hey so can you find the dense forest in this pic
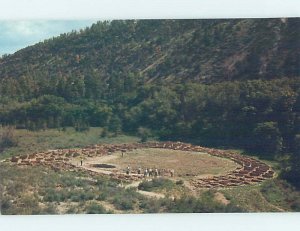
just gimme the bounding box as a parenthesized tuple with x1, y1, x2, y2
(0, 19, 299, 187)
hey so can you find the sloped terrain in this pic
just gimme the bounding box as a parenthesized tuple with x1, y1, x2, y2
(0, 18, 299, 86)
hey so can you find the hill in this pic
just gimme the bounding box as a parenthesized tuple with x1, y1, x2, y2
(0, 19, 299, 188)
(0, 18, 299, 86)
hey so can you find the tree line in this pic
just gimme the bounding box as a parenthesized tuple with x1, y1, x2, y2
(1, 76, 299, 187)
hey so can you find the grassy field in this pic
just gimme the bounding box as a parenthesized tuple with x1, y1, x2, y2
(1, 127, 299, 214)
(0, 127, 139, 160)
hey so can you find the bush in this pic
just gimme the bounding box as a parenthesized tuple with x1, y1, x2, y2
(111, 188, 138, 210)
(0, 196, 12, 213)
(44, 189, 67, 202)
(260, 179, 300, 211)
(66, 206, 78, 214)
(113, 196, 135, 210)
(164, 192, 243, 213)
(260, 181, 285, 204)
(176, 180, 184, 185)
(108, 116, 122, 135)
(74, 121, 90, 132)
(282, 134, 300, 189)
(251, 122, 283, 157)
(138, 178, 175, 191)
(86, 203, 107, 214)
(19, 194, 41, 214)
(137, 127, 151, 143)
(100, 127, 109, 137)
(139, 198, 161, 213)
(0, 126, 18, 150)
(42, 204, 58, 214)
(96, 192, 108, 201)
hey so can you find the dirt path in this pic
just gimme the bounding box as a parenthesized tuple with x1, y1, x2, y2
(137, 190, 165, 199)
(124, 180, 166, 199)
(125, 180, 142, 189)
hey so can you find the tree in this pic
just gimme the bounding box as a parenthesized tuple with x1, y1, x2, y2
(0, 126, 18, 150)
(137, 127, 151, 142)
(283, 134, 300, 189)
(108, 116, 122, 135)
(252, 122, 283, 157)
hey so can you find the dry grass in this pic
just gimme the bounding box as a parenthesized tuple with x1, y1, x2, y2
(0, 127, 139, 160)
(220, 185, 286, 212)
(104, 148, 238, 177)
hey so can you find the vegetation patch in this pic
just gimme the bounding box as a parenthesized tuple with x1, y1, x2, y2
(138, 178, 176, 192)
(260, 180, 300, 211)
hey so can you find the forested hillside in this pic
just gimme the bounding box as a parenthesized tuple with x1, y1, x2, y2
(0, 18, 299, 187)
(0, 19, 299, 84)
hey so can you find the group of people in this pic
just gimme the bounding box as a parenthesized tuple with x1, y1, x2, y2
(125, 166, 175, 178)
(143, 168, 160, 177)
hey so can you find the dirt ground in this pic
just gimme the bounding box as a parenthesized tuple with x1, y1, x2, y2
(80, 148, 238, 178)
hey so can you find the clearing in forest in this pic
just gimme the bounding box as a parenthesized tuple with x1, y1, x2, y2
(88, 148, 238, 177)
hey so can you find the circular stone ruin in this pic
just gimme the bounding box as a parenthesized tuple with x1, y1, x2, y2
(8, 141, 275, 189)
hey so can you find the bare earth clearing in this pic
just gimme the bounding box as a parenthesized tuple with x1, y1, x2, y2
(86, 148, 238, 177)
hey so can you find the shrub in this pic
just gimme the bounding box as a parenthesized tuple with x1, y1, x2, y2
(139, 198, 161, 213)
(251, 122, 283, 157)
(261, 179, 300, 211)
(0, 126, 18, 150)
(164, 192, 243, 213)
(74, 121, 90, 132)
(282, 134, 300, 189)
(113, 196, 135, 210)
(176, 180, 184, 185)
(138, 178, 175, 191)
(44, 189, 64, 202)
(19, 194, 41, 215)
(86, 203, 107, 214)
(291, 200, 300, 212)
(100, 127, 109, 137)
(6, 182, 26, 197)
(42, 204, 58, 214)
(260, 181, 285, 204)
(108, 116, 122, 135)
(111, 188, 138, 210)
(0, 196, 12, 214)
(66, 206, 77, 214)
(96, 192, 108, 201)
(137, 127, 151, 143)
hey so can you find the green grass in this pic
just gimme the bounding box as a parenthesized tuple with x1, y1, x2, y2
(260, 180, 300, 212)
(138, 178, 176, 192)
(162, 191, 243, 213)
(220, 183, 287, 212)
(85, 202, 109, 214)
(0, 127, 139, 160)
